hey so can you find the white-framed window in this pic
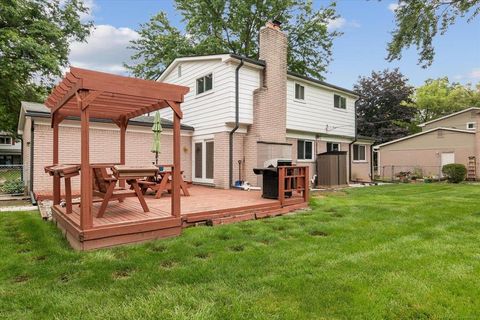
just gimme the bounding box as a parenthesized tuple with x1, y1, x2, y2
(327, 142, 340, 152)
(196, 73, 213, 95)
(467, 122, 476, 130)
(0, 137, 11, 145)
(334, 94, 346, 109)
(297, 140, 314, 161)
(353, 144, 366, 162)
(294, 82, 305, 100)
(177, 65, 182, 78)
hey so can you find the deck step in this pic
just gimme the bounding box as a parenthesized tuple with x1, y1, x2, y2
(208, 202, 309, 226)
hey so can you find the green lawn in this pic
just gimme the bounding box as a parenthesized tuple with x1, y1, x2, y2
(1, 184, 480, 319)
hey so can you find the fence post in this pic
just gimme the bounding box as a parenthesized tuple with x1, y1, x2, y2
(304, 166, 309, 203)
(278, 167, 285, 207)
(391, 166, 394, 182)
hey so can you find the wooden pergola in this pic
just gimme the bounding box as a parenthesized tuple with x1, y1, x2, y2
(45, 67, 189, 230)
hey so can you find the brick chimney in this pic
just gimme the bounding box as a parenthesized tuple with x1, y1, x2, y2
(243, 21, 290, 186)
(252, 20, 288, 143)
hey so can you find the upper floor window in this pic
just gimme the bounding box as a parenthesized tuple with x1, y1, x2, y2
(177, 65, 182, 78)
(334, 94, 346, 109)
(196, 73, 213, 95)
(327, 142, 340, 152)
(353, 144, 366, 161)
(467, 122, 476, 130)
(297, 140, 314, 161)
(295, 83, 305, 100)
(0, 137, 11, 145)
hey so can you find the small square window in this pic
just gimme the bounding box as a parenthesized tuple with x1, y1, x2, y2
(327, 142, 340, 152)
(297, 140, 314, 160)
(467, 122, 476, 130)
(353, 144, 366, 161)
(196, 73, 213, 95)
(295, 83, 305, 100)
(334, 94, 346, 109)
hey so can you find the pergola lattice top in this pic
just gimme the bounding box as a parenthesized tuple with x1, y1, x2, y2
(45, 67, 189, 121)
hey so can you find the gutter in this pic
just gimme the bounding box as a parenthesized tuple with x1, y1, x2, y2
(348, 99, 359, 182)
(229, 58, 244, 188)
(29, 119, 36, 205)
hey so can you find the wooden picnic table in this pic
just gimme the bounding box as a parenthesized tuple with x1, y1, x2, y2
(44, 164, 81, 214)
(138, 164, 190, 199)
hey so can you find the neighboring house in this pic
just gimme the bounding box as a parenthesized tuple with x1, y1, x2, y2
(18, 101, 194, 195)
(158, 21, 373, 188)
(0, 132, 21, 165)
(374, 107, 480, 179)
(18, 21, 373, 196)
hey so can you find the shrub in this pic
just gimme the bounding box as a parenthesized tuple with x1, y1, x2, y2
(1, 179, 25, 194)
(442, 164, 467, 183)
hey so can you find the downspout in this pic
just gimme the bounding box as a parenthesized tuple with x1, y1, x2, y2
(29, 119, 36, 205)
(348, 99, 360, 182)
(229, 58, 244, 188)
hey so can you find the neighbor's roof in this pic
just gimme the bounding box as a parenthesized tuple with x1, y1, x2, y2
(158, 54, 358, 97)
(374, 127, 475, 149)
(17, 101, 194, 134)
(418, 107, 480, 127)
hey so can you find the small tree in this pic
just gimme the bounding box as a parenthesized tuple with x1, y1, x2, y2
(442, 164, 467, 183)
(354, 69, 416, 144)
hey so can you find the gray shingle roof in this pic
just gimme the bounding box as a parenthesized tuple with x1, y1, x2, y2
(21, 101, 194, 130)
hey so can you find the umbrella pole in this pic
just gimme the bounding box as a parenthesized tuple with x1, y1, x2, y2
(155, 151, 159, 166)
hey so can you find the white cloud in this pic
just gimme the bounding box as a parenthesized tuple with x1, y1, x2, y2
(468, 68, 480, 79)
(388, 2, 405, 13)
(326, 18, 360, 31)
(68, 24, 140, 74)
(388, 3, 400, 12)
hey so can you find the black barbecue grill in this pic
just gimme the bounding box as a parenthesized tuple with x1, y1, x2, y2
(253, 158, 292, 199)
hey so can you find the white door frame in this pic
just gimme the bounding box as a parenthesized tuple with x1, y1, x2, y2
(192, 137, 214, 184)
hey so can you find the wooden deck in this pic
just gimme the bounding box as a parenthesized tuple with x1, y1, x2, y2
(51, 185, 308, 250)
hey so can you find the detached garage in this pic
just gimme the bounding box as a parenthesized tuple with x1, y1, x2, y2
(374, 127, 476, 180)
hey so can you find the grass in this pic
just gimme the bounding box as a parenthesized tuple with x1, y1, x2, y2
(1, 184, 480, 319)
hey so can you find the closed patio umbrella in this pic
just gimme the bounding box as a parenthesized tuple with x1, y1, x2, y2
(151, 111, 162, 165)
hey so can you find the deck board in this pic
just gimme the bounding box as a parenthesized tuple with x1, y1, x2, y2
(51, 185, 307, 250)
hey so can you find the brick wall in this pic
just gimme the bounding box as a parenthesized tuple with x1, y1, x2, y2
(244, 22, 288, 186)
(32, 120, 192, 193)
(213, 132, 245, 189)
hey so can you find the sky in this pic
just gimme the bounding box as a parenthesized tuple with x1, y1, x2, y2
(69, 0, 480, 89)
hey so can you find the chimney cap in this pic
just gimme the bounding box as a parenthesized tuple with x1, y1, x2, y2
(272, 19, 282, 27)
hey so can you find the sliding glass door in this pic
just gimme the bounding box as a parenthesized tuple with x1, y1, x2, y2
(193, 139, 214, 183)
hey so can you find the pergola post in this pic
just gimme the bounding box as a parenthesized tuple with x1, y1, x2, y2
(78, 91, 93, 229)
(171, 109, 181, 218)
(52, 118, 60, 205)
(119, 119, 127, 188)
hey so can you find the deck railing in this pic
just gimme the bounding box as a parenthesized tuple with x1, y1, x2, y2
(278, 165, 309, 206)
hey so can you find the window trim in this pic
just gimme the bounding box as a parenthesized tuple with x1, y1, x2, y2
(467, 122, 476, 130)
(353, 144, 367, 162)
(294, 82, 305, 102)
(297, 139, 315, 161)
(333, 94, 347, 110)
(195, 72, 214, 97)
(327, 142, 340, 152)
(0, 137, 12, 145)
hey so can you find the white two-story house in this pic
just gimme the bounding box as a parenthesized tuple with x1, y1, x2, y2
(18, 21, 373, 196)
(158, 21, 373, 188)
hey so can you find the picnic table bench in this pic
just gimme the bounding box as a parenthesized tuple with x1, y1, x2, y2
(44, 164, 81, 214)
(138, 164, 190, 199)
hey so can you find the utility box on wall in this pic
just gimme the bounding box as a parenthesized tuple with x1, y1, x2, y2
(316, 151, 348, 187)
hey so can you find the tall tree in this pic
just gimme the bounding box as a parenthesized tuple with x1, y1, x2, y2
(354, 69, 416, 144)
(0, 0, 92, 134)
(127, 0, 341, 80)
(387, 0, 480, 67)
(411, 78, 480, 122)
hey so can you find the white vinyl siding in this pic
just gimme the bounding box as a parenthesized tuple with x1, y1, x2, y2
(287, 78, 356, 137)
(161, 60, 260, 135)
